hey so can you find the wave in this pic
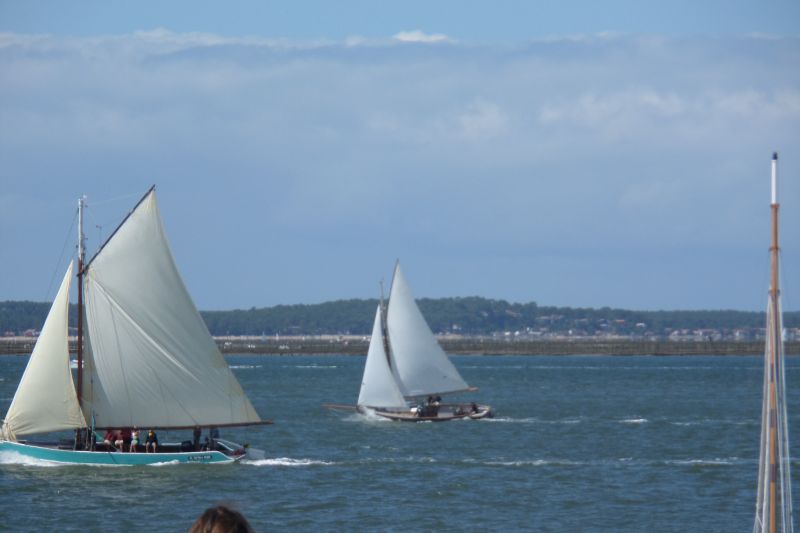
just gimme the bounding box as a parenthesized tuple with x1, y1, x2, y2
(525, 365, 755, 371)
(229, 364, 262, 369)
(243, 457, 334, 467)
(485, 417, 584, 425)
(463, 456, 743, 468)
(285, 365, 338, 369)
(620, 418, 648, 424)
(460, 365, 525, 370)
(669, 418, 755, 427)
(663, 458, 740, 466)
(482, 459, 580, 467)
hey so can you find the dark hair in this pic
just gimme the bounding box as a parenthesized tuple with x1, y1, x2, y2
(189, 505, 255, 533)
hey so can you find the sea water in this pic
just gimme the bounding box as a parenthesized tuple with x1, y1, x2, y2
(0, 354, 796, 532)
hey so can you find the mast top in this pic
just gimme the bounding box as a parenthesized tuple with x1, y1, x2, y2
(771, 152, 778, 206)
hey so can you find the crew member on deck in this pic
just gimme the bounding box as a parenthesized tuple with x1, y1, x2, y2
(145, 429, 158, 453)
(193, 426, 201, 451)
(130, 427, 139, 452)
(103, 429, 114, 448)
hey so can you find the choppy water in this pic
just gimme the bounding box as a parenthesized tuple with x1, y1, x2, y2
(0, 354, 797, 532)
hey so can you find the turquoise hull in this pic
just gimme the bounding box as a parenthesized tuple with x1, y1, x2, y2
(0, 440, 237, 465)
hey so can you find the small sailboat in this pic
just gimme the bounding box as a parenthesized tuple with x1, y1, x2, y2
(0, 187, 271, 465)
(327, 262, 492, 422)
(753, 153, 794, 532)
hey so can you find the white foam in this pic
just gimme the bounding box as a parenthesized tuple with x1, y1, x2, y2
(342, 410, 391, 423)
(229, 364, 262, 369)
(147, 460, 181, 467)
(0, 450, 64, 467)
(484, 459, 554, 467)
(666, 458, 737, 466)
(243, 457, 334, 467)
(620, 418, 648, 424)
(485, 417, 583, 425)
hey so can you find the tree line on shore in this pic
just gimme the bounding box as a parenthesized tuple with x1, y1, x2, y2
(2, 298, 798, 337)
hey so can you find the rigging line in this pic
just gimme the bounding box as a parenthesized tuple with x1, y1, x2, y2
(43, 208, 78, 302)
(778, 251, 794, 318)
(83, 205, 105, 258)
(87, 191, 142, 207)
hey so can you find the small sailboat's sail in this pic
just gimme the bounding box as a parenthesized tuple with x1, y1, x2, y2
(2, 262, 86, 440)
(386, 262, 469, 398)
(357, 306, 408, 409)
(81, 190, 262, 428)
(754, 152, 794, 533)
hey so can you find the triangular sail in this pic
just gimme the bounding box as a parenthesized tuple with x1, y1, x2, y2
(2, 262, 86, 440)
(754, 153, 794, 533)
(357, 306, 408, 409)
(82, 190, 262, 428)
(386, 262, 469, 397)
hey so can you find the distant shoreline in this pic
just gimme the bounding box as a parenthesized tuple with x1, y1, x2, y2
(0, 337, 795, 356)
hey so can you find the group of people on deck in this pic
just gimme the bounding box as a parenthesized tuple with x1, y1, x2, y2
(414, 395, 443, 417)
(102, 427, 158, 453)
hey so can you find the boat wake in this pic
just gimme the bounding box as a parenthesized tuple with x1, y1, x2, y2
(147, 460, 181, 467)
(344, 411, 392, 423)
(242, 457, 334, 467)
(0, 450, 63, 467)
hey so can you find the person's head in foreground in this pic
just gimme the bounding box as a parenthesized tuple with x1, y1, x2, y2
(189, 505, 255, 533)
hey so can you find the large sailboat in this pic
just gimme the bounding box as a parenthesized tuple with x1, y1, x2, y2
(328, 262, 492, 422)
(0, 187, 271, 465)
(754, 153, 794, 532)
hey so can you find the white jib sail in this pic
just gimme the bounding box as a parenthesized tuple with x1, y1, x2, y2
(2, 262, 86, 440)
(82, 190, 261, 428)
(386, 262, 469, 397)
(357, 306, 408, 409)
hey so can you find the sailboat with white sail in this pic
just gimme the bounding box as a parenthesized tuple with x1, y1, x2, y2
(754, 153, 794, 532)
(327, 262, 492, 422)
(0, 187, 271, 465)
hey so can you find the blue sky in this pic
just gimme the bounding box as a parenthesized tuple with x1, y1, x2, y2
(1, 2, 799, 311)
(3, 1, 800, 39)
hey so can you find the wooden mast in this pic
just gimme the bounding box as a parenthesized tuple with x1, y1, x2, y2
(768, 152, 780, 533)
(756, 151, 793, 533)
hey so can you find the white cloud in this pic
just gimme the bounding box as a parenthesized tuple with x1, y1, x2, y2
(392, 30, 451, 43)
(458, 101, 508, 141)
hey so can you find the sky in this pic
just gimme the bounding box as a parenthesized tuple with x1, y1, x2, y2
(1, 1, 799, 311)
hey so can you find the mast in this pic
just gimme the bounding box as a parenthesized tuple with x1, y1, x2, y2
(76, 195, 86, 406)
(755, 152, 794, 533)
(379, 278, 392, 367)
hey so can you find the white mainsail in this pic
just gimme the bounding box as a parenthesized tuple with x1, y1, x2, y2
(2, 262, 86, 440)
(357, 306, 408, 409)
(82, 190, 261, 428)
(386, 262, 469, 397)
